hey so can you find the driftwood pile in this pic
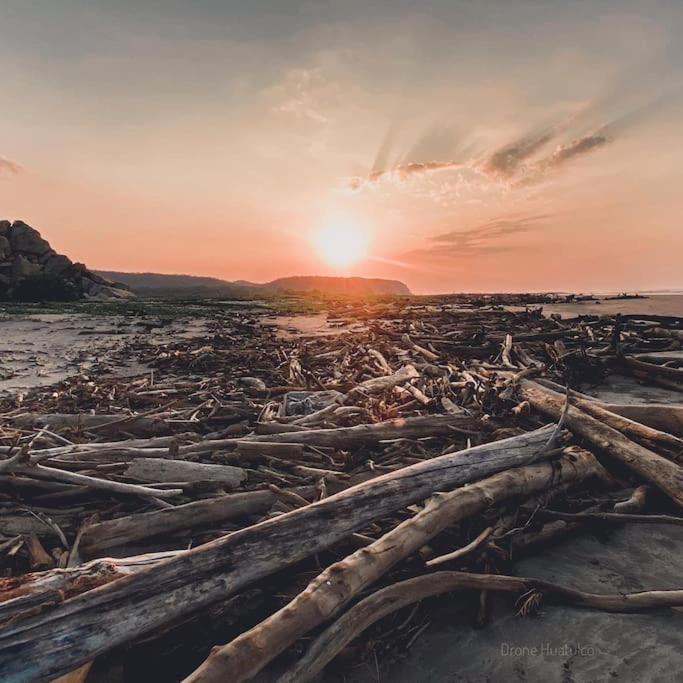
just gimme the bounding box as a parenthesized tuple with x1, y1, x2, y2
(1, 296, 683, 682)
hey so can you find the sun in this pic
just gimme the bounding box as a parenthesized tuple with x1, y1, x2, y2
(311, 217, 370, 268)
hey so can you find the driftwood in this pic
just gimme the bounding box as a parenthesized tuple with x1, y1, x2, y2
(570, 397, 683, 462)
(12, 463, 183, 499)
(519, 380, 683, 507)
(185, 447, 603, 683)
(8, 413, 178, 437)
(532, 377, 683, 435)
(279, 571, 683, 682)
(621, 355, 683, 392)
(183, 414, 476, 451)
(602, 404, 683, 437)
(0, 552, 177, 624)
(79, 491, 276, 559)
(123, 458, 246, 486)
(2, 293, 683, 682)
(0, 426, 555, 681)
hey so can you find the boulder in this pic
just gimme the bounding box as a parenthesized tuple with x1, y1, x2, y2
(9, 221, 51, 256)
(12, 254, 42, 281)
(0, 235, 10, 260)
(43, 253, 73, 276)
(0, 220, 10, 236)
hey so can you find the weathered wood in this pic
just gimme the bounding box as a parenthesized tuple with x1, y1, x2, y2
(280, 571, 683, 682)
(568, 396, 683, 462)
(184, 448, 602, 683)
(229, 414, 476, 448)
(0, 425, 554, 682)
(530, 378, 683, 435)
(621, 356, 683, 392)
(79, 491, 275, 559)
(519, 380, 683, 507)
(9, 413, 179, 437)
(123, 458, 246, 486)
(602, 403, 683, 436)
(0, 552, 178, 624)
(13, 464, 182, 499)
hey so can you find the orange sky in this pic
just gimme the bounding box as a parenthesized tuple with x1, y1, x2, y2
(1, 1, 682, 293)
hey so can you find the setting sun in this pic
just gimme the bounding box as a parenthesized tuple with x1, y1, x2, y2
(311, 217, 370, 268)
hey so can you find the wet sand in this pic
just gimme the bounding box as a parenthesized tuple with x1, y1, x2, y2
(0, 313, 209, 395)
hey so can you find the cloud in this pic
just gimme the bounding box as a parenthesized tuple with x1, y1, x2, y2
(349, 160, 463, 189)
(479, 129, 555, 179)
(407, 213, 551, 260)
(0, 157, 22, 177)
(350, 88, 672, 195)
(515, 133, 609, 187)
(267, 67, 336, 124)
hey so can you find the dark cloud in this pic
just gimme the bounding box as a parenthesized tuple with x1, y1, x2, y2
(0, 157, 22, 177)
(480, 129, 555, 179)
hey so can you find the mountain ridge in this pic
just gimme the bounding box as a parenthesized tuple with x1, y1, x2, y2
(96, 271, 411, 298)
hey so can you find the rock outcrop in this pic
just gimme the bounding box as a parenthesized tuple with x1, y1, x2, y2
(0, 220, 134, 302)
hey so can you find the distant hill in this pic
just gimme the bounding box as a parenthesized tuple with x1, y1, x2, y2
(263, 276, 410, 296)
(96, 271, 411, 298)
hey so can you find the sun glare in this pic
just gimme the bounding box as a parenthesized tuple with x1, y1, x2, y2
(311, 217, 370, 269)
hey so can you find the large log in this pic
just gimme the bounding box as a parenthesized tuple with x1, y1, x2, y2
(620, 356, 683, 392)
(0, 553, 178, 624)
(530, 377, 683, 435)
(519, 380, 683, 507)
(567, 396, 683, 463)
(0, 425, 555, 681)
(79, 491, 276, 559)
(185, 448, 603, 683)
(602, 403, 683, 437)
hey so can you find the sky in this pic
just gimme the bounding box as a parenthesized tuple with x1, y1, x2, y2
(1, 0, 682, 293)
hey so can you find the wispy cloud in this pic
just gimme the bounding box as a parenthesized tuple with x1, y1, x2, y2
(407, 213, 551, 260)
(350, 160, 462, 189)
(349, 89, 671, 196)
(267, 67, 336, 124)
(515, 133, 609, 186)
(479, 129, 555, 179)
(0, 157, 22, 177)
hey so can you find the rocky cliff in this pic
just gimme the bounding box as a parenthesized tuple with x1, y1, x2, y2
(0, 220, 134, 302)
